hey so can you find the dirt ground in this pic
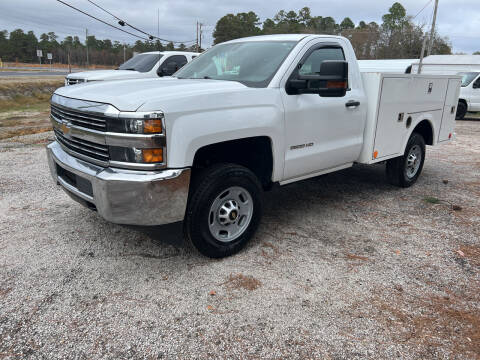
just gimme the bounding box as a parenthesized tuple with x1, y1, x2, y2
(0, 114, 479, 359)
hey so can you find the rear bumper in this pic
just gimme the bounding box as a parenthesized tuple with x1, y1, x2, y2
(46, 141, 190, 226)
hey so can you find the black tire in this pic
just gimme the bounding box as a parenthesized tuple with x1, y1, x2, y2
(456, 101, 467, 120)
(184, 163, 263, 258)
(386, 132, 426, 188)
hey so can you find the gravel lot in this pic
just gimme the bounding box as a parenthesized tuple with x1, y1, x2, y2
(0, 118, 479, 359)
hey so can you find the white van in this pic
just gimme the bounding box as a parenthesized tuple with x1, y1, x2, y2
(65, 51, 198, 86)
(411, 55, 480, 119)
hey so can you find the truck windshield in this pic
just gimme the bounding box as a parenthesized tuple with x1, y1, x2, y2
(118, 54, 163, 72)
(175, 41, 297, 87)
(458, 72, 480, 87)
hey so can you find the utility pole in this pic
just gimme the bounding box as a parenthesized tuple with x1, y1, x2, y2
(427, 0, 439, 57)
(195, 21, 199, 52)
(86, 28, 89, 68)
(123, 44, 126, 62)
(199, 23, 203, 51)
(418, 34, 428, 74)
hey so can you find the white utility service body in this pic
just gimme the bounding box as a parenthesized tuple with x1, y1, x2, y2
(411, 55, 480, 118)
(65, 51, 198, 85)
(359, 72, 460, 164)
(46, 34, 461, 257)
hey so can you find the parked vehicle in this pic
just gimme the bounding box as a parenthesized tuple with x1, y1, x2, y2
(65, 51, 198, 85)
(358, 59, 417, 73)
(411, 55, 480, 119)
(47, 34, 461, 258)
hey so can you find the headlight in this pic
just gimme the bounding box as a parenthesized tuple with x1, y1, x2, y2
(107, 112, 164, 134)
(107, 111, 166, 165)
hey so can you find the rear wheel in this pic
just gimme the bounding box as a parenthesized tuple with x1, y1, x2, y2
(386, 132, 426, 188)
(456, 101, 467, 120)
(184, 164, 263, 258)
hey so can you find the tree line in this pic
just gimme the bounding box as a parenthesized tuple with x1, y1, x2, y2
(0, 29, 194, 66)
(1, 2, 476, 66)
(213, 2, 454, 59)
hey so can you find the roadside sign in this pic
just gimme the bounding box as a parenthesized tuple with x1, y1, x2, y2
(36, 49, 43, 57)
(47, 53, 53, 60)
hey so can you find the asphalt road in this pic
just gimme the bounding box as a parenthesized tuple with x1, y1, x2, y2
(0, 71, 70, 77)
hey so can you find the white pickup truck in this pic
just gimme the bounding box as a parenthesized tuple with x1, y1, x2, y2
(65, 51, 198, 85)
(47, 34, 461, 258)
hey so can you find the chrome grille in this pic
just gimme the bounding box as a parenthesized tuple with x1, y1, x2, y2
(54, 128, 109, 162)
(51, 104, 107, 132)
(66, 78, 83, 85)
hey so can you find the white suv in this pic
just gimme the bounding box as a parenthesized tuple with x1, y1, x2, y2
(65, 51, 198, 85)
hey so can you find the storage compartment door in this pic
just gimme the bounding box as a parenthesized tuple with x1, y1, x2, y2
(439, 78, 461, 142)
(373, 77, 410, 159)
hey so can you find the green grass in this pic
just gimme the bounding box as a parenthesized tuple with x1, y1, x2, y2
(0, 94, 51, 113)
(424, 196, 441, 204)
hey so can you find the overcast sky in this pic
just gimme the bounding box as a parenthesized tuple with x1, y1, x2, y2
(0, 0, 478, 54)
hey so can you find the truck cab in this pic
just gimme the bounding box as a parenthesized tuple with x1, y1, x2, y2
(47, 34, 460, 258)
(65, 51, 198, 85)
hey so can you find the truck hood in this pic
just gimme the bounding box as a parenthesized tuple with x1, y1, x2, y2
(67, 69, 145, 81)
(54, 78, 249, 111)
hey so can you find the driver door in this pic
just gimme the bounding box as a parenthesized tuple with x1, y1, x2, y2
(281, 42, 367, 181)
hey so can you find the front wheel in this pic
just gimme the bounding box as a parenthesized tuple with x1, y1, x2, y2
(386, 132, 426, 188)
(184, 164, 263, 258)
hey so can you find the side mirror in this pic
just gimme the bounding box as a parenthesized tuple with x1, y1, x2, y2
(288, 60, 348, 97)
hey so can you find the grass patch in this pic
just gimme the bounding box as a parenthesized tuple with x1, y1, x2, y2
(424, 196, 441, 204)
(0, 77, 63, 112)
(0, 94, 52, 113)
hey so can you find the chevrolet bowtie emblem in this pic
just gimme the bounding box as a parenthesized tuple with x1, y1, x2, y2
(61, 123, 70, 136)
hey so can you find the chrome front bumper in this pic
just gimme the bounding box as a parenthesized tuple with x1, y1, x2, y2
(46, 141, 190, 226)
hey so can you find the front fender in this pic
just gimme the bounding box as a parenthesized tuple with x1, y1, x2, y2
(164, 89, 285, 182)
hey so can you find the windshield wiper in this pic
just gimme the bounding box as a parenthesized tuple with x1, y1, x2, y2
(121, 68, 136, 71)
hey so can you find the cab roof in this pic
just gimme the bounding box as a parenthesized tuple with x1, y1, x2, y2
(224, 34, 345, 44)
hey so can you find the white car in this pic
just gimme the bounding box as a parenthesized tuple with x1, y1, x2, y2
(65, 51, 198, 85)
(48, 34, 460, 258)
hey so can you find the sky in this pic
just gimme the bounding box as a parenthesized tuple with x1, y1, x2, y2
(0, 0, 478, 54)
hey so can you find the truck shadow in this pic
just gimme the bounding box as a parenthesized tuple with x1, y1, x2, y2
(128, 163, 391, 250)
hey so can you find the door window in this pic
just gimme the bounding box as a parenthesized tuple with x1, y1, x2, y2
(298, 47, 345, 76)
(473, 76, 480, 89)
(159, 55, 188, 76)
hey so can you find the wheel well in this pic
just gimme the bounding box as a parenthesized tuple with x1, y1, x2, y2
(458, 98, 467, 108)
(413, 120, 433, 145)
(192, 137, 274, 189)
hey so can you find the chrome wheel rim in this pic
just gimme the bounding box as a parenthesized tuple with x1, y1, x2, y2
(208, 186, 253, 242)
(406, 145, 422, 179)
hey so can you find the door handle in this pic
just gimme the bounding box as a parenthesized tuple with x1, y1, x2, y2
(345, 100, 360, 108)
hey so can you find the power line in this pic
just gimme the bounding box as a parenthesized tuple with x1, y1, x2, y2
(412, 0, 433, 20)
(85, 0, 195, 44)
(56, 0, 149, 40)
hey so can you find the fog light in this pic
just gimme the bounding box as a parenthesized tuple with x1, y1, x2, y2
(142, 148, 163, 163)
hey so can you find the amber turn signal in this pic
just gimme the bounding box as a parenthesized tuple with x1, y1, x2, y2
(142, 148, 163, 163)
(326, 81, 347, 89)
(143, 119, 163, 133)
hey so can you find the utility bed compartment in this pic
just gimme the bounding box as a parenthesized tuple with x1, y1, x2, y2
(357, 73, 461, 164)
